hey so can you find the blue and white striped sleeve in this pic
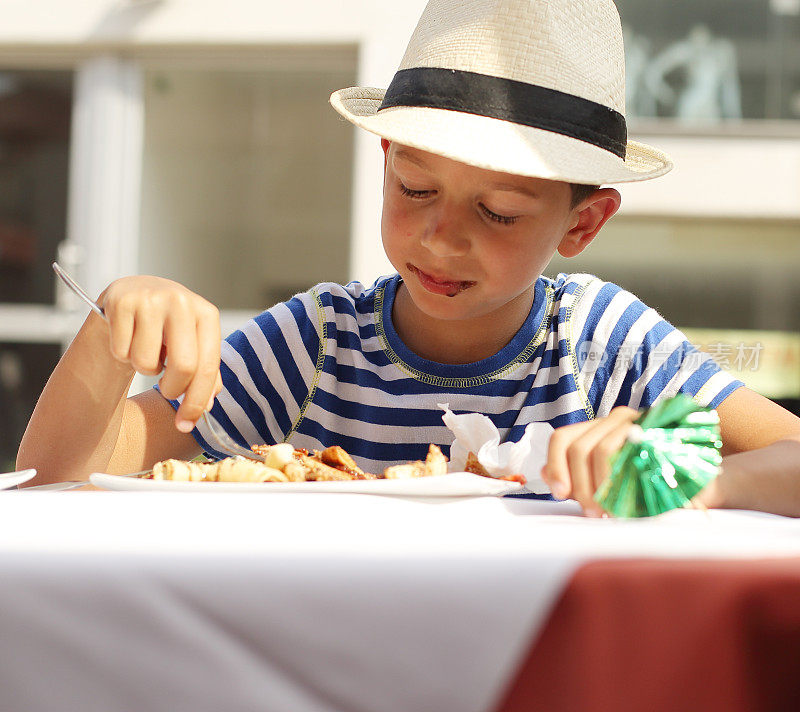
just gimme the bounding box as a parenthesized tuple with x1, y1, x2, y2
(571, 279, 743, 418)
(161, 287, 325, 459)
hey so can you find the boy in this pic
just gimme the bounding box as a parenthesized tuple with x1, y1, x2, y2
(18, 0, 800, 516)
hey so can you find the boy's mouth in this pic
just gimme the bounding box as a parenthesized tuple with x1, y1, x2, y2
(408, 264, 476, 298)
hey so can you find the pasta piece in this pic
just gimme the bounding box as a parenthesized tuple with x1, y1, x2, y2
(152, 459, 210, 482)
(464, 451, 490, 477)
(383, 461, 427, 479)
(383, 444, 447, 479)
(424, 444, 448, 477)
(296, 453, 356, 481)
(214, 456, 288, 483)
(262, 443, 296, 470)
(283, 461, 309, 482)
(319, 445, 369, 479)
(463, 450, 526, 484)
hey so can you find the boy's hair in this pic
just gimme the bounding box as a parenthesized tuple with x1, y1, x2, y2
(569, 183, 600, 208)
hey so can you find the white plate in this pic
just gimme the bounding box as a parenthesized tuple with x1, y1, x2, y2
(0, 469, 36, 490)
(89, 471, 523, 497)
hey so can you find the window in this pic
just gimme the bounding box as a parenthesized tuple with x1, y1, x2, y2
(0, 69, 72, 471)
(619, 0, 800, 123)
(137, 50, 358, 311)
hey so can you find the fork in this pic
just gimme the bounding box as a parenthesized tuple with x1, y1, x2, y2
(199, 411, 259, 460)
(52, 262, 259, 461)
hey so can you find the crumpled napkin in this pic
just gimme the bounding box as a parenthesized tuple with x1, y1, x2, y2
(439, 404, 554, 494)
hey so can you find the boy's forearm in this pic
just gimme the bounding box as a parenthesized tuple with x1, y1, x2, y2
(17, 313, 136, 484)
(700, 438, 800, 517)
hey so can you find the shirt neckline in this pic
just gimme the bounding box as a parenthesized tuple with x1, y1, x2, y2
(374, 274, 552, 386)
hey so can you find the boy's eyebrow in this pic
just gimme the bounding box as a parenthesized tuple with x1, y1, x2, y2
(393, 148, 430, 170)
(489, 183, 541, 200)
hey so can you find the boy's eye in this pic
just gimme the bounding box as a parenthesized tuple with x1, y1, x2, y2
(398, 181, 432, 199)
(480, 204, 518, 225)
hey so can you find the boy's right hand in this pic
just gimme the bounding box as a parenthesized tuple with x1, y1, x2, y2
(98, 276, 223, 433)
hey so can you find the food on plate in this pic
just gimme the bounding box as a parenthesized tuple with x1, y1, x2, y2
(464, 451, 490, 477)
(147, 443, 459, 483)
(147, 441, 527, 485)
(295, 447, 378, 481)
(151, 456, 289, 483)
(147, 442, 526, 485)
(384, 444, 447, 479)
(464, 451, 527, 484)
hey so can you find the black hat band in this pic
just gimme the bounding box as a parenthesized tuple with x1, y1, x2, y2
(379, 67, 627, 159)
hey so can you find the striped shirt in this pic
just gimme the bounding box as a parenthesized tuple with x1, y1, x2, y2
(172, 272, 742, 474)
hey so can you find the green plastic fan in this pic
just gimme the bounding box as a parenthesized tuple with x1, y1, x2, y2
(594, 395, 722, 518)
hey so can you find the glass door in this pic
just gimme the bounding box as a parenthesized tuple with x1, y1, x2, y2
(0, 69, 72, 471)
(0, 47, 359, 470)
(0, 56, 144, 472)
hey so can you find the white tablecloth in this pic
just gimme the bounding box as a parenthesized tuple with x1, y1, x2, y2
(1, 492, 799, 712)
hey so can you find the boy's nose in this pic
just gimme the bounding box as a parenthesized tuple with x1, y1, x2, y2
(419, 210, 470, 257)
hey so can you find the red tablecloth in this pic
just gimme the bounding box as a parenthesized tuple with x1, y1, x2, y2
(496, 557, 800, 712)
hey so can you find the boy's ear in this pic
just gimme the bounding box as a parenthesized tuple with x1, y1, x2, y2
(381, 138, 391, 168)
(557, 188, 621, 258)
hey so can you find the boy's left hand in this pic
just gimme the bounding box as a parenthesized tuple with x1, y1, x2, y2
(541, 406, 640, 517)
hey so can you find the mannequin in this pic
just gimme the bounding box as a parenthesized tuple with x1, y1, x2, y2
(646, 24, 742, 121)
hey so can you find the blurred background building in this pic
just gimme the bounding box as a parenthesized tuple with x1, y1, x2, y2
(0, 0, 797, 470)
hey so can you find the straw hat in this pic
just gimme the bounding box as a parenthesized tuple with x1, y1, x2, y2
(330, 0, 672, 184)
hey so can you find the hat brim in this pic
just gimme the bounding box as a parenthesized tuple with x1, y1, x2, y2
(331, 86, 672, 185)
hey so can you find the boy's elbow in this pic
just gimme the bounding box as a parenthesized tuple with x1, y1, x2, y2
(15, 430, 54, 484)
(15, 433, 34, 472)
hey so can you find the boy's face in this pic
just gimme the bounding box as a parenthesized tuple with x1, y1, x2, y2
(381, 141, 582, 324)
